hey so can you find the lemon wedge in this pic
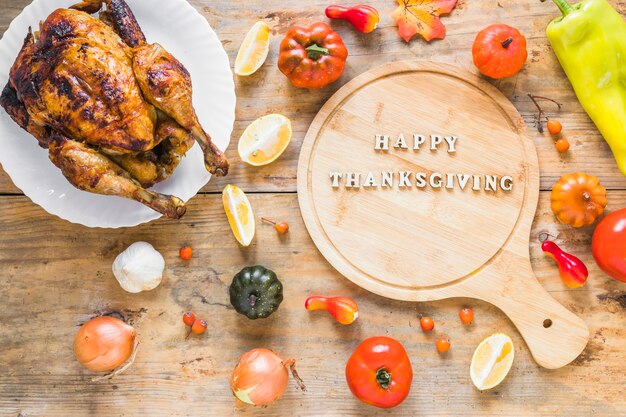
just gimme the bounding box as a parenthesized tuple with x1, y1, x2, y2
(470, 333, 515, 390)
(234, 21, 271, 76)
(223, 185, 255, 247)
(238, 114, 292, 166)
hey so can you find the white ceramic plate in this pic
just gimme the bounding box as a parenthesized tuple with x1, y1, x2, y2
(0, 0, 235, 228)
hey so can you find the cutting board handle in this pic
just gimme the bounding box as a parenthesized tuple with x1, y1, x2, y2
(478, 260, 589, 369)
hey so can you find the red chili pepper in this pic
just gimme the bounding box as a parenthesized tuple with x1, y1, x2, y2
(325, 4, 380, 34)
(305, 296, 359, 325)
(541, 241, 588, 288)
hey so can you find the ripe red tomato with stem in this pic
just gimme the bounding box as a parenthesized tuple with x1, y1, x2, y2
(345, 336, 413, 408)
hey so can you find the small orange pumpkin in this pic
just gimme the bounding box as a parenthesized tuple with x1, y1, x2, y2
(472, 24, 528, 79)
(551, 172, 607, 228)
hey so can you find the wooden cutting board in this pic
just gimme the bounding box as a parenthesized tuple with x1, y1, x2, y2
(297, 61, 589, 369)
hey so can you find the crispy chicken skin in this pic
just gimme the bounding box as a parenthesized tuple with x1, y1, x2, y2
(74, 0, 146, 47)
(0, 0, 229, 219)
(133, 43, 229, 175)
(10, 9, 158, 154)
(72, 0, 229, 175)
(112, 119, 195, 188)
(0, 82, 49, 147)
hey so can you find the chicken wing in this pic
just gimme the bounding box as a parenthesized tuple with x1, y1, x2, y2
(72, 0, 145, 47)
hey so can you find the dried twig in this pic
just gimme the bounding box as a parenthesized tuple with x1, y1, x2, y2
(528, 94, 563, 133)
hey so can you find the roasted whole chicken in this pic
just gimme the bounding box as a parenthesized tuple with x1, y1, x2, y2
(0, 0, 229, 219)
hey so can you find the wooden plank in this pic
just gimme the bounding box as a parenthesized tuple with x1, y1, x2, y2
(1, 0, 626, 194)
(0, 191, 624, 416)
(0, 0, 624, 415)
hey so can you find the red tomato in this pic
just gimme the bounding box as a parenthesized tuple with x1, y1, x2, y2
(592, 208, 626, 283)
(345, 336, 413, 408)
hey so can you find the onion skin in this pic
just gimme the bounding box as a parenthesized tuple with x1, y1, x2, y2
(230, 348, 291, 406)
(74, 316, 136, 372)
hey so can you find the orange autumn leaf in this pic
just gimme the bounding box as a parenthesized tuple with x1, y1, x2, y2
(392, 0, 458, 42)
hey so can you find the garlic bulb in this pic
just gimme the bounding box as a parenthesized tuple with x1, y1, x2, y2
(112, 242, 165, 293)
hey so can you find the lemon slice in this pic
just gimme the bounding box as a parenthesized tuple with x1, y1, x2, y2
(223, 185, 255, 247)
(470, 333, 515, 390)
(238, 114, 292, 166)
(234, 21, 271, 76)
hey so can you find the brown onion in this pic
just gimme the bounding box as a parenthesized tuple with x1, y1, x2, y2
(230, 348, 305, 406)
(74, 316, 136, 372)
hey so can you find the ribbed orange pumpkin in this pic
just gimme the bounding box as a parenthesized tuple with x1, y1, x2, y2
(472, 24, 528, 79)
(551, 172, 607, 228)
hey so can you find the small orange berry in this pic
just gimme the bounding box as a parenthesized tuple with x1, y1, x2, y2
(436, 336, 451, 353)
(555, 138, 570, 153)
(183, 311, 196, 326)
(547, 120, 562, 135)
(275, 222, 289, 234)
(191, 319, 207, 335)
(459, 307, 474, 324)
(420, 316, 435, 332)
(179, 246, 193, 260)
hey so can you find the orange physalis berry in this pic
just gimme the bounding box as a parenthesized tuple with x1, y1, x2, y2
(547, 120, 563, 135)
(555, 138, 570, 153)
(459, 307, 474, 324)
(275, 222, 289, 234)
(420, 316, 435, 332)
(436, 336, 451, 353)
(191, 319, 207, 335)
(183, 311, 196, 326)
(262, 218, 290, 235)
(180, 246, 193, 260)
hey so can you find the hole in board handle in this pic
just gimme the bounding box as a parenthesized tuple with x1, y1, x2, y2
(543, 319, 553, 328)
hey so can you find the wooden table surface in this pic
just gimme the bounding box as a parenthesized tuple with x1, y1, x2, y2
(1, 0, 625, 416)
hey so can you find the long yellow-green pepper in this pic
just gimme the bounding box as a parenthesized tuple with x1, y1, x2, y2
(547, 0, 626, 175)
